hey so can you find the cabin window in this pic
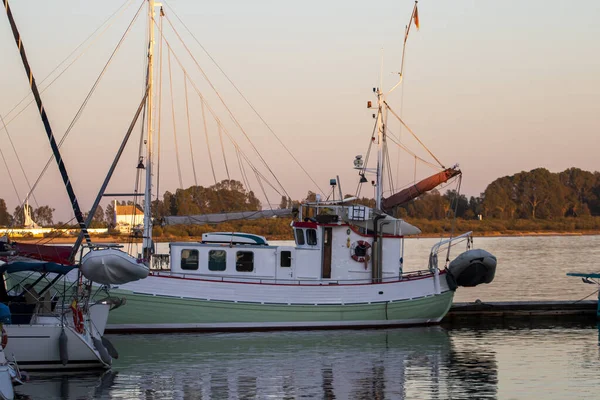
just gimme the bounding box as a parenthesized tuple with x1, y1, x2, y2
(295, 229, 305, 245)
(280, 251, 291, 267)
(208, 250, 227, 271)
(306, 229, 318, 246)
(181, 249, 199, 270)
(236, 251, 254, 272)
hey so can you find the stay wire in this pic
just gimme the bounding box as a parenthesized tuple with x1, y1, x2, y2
(154, 14, 291, 199)
(167, 47, 184, 188)
(0, 0, 137, 130)
(200, 99, 219, 187)
(22, 1, 146, 213)
(161, 4, 324, 195)
(0, 113, 35, 207)
(0, 128, 21, 205)
(217, 122, 231, 182)
(153, 20, 283, 200)
(384, 101, 445, 168)
(355, 115, 378, 200)
(162, 42, 281, 197)
(445, 174, 462, 264)
(183, 73, 198, 186)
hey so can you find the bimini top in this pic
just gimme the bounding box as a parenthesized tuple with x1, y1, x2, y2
(0, 261, 77, 275)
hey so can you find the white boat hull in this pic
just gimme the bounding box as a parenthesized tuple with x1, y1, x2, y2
(3, 305, 112, 371)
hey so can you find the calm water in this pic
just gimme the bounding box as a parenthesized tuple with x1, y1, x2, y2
(16, 235, 600, 399)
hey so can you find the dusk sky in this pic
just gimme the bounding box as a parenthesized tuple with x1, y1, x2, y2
(1, 0, 599, 222)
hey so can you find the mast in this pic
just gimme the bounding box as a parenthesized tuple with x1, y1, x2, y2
(142, 0, 156, 262)
(2, 0, 91, 247)
(375, 88, 385, 210)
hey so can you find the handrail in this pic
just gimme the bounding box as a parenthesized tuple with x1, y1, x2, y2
(428, 231, 473, 272)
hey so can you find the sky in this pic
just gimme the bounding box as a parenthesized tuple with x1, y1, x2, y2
(1, 0, 599, 222)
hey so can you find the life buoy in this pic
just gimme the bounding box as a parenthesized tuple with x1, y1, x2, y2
(351, 240, 372, 264)
(71, 302, 85, 334)
(1, 327, 7, 348)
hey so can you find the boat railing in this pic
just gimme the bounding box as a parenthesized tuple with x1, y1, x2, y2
(151, 254, 170, 270)
(150, 270, 435, 285)
(428, 231, 473, 272)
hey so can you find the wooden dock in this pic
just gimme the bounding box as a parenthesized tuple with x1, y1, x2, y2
(443, 300, 599, 326)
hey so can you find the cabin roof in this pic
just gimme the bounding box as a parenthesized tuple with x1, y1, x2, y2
(115, 204, 144, 216)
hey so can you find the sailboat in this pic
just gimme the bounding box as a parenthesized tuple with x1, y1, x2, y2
(0, 0, 126, 370)
(94, 1, 498, 332)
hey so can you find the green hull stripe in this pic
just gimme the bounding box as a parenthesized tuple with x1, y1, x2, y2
(106, 290, 454, 326)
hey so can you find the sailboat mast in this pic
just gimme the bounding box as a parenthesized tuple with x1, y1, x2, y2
(142, 0, 156, 262)
(2, 0, 91, 247)
(375, 88, 385, 210)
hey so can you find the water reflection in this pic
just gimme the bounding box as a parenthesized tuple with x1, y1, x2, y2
(15, 327, 503, 399)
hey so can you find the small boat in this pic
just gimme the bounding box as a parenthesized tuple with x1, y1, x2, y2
(0, 261, 116, 370)
(81, 245, 149, 285)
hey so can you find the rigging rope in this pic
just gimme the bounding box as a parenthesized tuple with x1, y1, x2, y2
(0, 0, 136, 131)
(183, 74, 198, 186)
(384, 101, 445, 168)
(167, 48, 184, 188)
(161, 45, 285, 198)
(0, 113, 38, 208)
(0, 122, 21, 204)
(201, 99, 219, 187)
(22, 1, 146, 212)
(154, 16, 291, 199)
(217, 122, 231, 181)
(385, 130, 442, 170)
(235, 146, 251, 192)
(445, 174, 463, 263)
(161, 4, 324, 195)
(354, 114, 379, 200)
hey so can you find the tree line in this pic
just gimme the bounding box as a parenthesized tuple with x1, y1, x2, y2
(2, 168, 599, 232)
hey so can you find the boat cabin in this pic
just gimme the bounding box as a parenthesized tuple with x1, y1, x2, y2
(166, 202, 421, 284)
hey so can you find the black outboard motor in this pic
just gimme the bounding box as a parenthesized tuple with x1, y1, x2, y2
(446, 249, 497, 291)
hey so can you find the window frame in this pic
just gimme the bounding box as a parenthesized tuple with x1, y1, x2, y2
(295, 229, 305, 245)
(180, 249, 199, 270)
(306, 229, 318, 246)
(235, 251, 254, 272)
(280, 250, 292, 267)
(208, 249, 227, 272)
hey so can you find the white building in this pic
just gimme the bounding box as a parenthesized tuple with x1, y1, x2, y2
(114, 200, 144, 234)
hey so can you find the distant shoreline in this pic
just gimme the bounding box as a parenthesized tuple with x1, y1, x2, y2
(9, 230, 600, 244)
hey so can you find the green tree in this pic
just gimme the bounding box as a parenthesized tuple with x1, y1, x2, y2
(444, 190, 469, 218)
(12, 204, 32, 227)
(559, 168, 597, 216)
(105, 203, 116, 227)
(513, 168, 564, 219)
(0, 199, 10, 226)
(33, 205, 55, 226)
(482, 176, 517, 219)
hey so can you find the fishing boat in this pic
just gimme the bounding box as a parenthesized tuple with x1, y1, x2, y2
(92, 0, 498, 332)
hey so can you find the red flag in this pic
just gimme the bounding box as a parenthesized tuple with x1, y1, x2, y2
(413, 5, 420, 30)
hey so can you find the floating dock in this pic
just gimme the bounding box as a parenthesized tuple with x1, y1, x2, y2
(443, 300, 599, 326)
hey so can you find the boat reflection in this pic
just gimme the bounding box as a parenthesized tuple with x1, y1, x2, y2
(15, 327, 500, 399)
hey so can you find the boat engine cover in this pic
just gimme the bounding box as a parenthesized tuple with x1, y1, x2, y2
(447, 249, 497, 288)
